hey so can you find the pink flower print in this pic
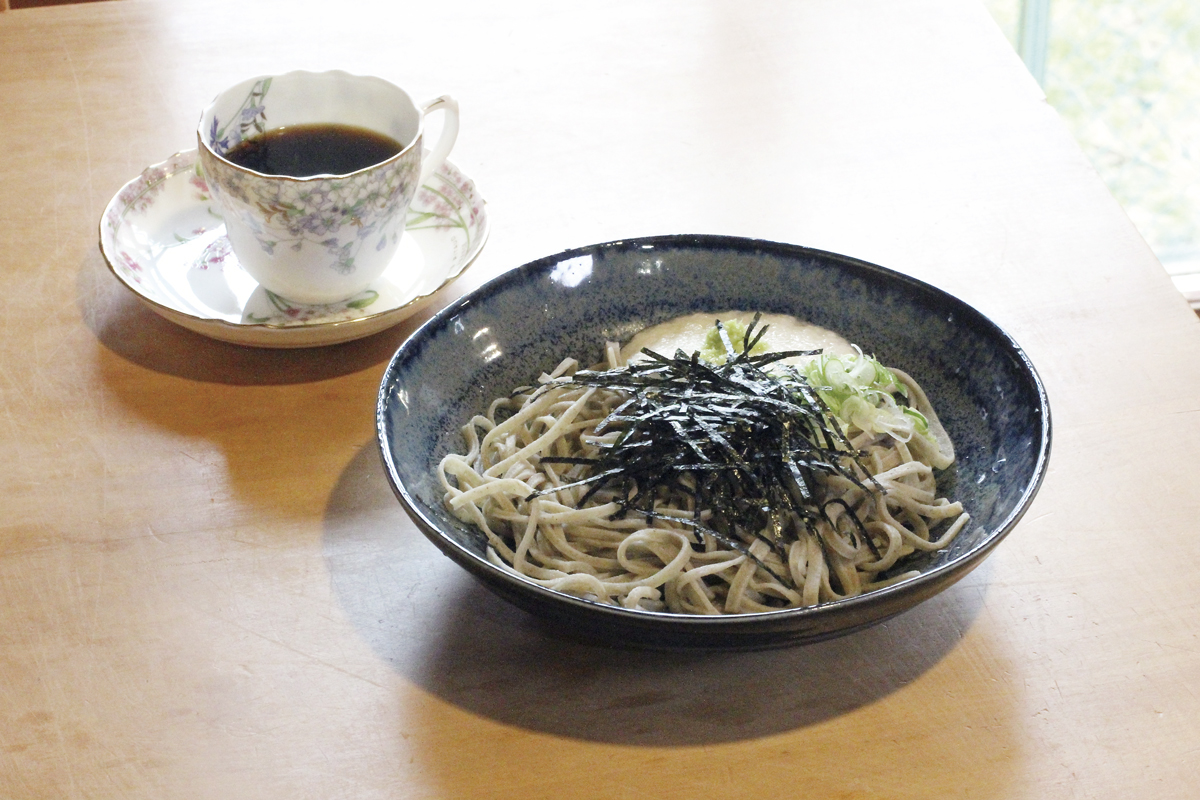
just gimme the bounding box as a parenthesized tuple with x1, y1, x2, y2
(198, 238, 232, 271)
(116, 165, 172, 215)
(189, 170, 210, 200)
(118, 251, 144, 283)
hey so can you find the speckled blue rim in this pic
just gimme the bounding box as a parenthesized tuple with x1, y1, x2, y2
(376, 234, 1051, 649)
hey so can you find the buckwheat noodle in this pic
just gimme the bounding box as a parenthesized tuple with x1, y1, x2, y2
(437, 325, 968, 615)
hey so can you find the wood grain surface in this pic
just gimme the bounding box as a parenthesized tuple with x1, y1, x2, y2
(1, 1, 1198, 797)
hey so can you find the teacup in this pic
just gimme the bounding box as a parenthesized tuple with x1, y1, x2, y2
(197, 70, 459, 305)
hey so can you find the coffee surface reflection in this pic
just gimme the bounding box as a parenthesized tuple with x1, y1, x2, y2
(224, 123, 405, 177)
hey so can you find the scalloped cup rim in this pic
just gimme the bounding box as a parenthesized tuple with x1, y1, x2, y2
(196, 69, 427, 181)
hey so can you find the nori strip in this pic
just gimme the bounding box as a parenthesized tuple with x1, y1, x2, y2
(525, 316, 888, 591)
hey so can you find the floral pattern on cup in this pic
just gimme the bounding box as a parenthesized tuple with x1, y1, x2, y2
(207, 78, 271, 156)
(201, 151, 419, 277)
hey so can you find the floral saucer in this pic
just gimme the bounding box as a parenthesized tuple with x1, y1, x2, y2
(99, 149, 488, 348)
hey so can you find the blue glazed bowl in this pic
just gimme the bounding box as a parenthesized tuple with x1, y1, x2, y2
(376, 235, 1051, 649)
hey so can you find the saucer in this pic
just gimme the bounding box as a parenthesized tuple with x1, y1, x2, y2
(99, 149, 489, 348)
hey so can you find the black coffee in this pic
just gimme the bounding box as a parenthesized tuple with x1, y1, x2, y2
(223, 124, 405, 177)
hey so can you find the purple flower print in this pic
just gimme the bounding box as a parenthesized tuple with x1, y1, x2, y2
(201, 141, 418, 280)
(208, 78, 271, 155)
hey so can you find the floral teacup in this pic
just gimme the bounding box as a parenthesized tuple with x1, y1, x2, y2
(197, 70, 459, 305)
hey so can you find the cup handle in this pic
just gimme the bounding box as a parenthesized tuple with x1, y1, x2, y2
(419, 95, 460, 184)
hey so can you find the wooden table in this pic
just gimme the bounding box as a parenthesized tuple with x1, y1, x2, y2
(3, 1, 1199, 797)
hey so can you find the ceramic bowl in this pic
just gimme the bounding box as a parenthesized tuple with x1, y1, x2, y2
(376, 235, 1051, 649)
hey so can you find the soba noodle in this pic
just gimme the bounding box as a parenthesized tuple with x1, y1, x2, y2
(437, 314, 968, 615)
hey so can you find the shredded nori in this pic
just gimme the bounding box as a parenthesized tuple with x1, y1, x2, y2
(529, 314, 883, 587)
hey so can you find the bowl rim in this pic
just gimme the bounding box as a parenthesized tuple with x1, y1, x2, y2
(376, 234, 1052, 639)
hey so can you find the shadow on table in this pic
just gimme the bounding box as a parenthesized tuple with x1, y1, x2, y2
(324, 443, 989, 746)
